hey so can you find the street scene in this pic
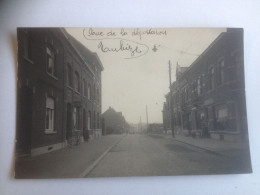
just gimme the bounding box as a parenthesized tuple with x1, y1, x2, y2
(87, 134, 251, 177)
(15, 28, 252, 178)
(15, 133, 251, 178)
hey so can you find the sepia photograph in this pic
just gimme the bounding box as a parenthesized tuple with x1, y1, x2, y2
(15, 27, 252, 178)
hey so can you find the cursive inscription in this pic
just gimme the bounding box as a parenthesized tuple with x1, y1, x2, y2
(82, 28, 167, 59)
(132, 28, 167, 40)
(97, 40, 148, 59)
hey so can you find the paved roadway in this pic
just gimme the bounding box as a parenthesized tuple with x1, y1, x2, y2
(86, 134, 248, 177)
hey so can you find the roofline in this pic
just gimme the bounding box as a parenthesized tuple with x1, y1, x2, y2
(93, 52, 104, 71)
(173, 31, 227, 82)
(60, 28, 96, 76)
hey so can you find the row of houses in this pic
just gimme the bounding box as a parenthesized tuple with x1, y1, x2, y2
(162, 29, 248, 141)
(16, 28, 104, 157)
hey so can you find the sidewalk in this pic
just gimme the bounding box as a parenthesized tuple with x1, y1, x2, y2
(15, 135, 124, 179)
(159, 132, 251, 157)
(171, 133, 252, 173)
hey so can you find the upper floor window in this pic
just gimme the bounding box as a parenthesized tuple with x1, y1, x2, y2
(208, 67, 215, 91)
(67, 64, 72, 87)
(192, 81, 198, 97)
(219, 59, 225, 85)
(74, 71, 80, 92)
(22, 30, 32, 60)
(93, 84, 96, 100)
(83, 79, 87, 96)
(88, 84, 91, 100)
(96, 88, 100, 103)
(46, 47, 56, 77)
(233, 51, 243, 80)
(197, 77, 201, 96)
(45, 97, 55, 132)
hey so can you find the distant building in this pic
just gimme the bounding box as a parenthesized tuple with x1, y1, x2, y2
(102, 107, 127, 134)
(16, 28, 103, 157)
(162, 29, 248, 141)
(148, 123, 164, 134)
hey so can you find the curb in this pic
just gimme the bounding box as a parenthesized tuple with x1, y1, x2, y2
(78, 135, 125, 178)
(172, 138, 225, 157)
(150, 134, 225, 157)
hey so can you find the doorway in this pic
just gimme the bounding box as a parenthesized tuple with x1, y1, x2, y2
(83, 109, 89, 141)
(17, 86, 33, 156)
(66, 103, 73, 141)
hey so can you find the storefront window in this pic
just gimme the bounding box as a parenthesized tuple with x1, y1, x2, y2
(215, 106, 228, 131)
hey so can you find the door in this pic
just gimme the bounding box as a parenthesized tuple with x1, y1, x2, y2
(83, 109, 89, 141)
(66, 103, 72, 141)
(16, 86, 33, 156)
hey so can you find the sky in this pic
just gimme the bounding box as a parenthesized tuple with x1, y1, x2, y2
(66, 28, 226, 124)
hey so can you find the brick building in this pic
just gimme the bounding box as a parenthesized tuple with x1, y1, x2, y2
(16, 28, 103, 157)
(102, 107, 128, 134)
(162, 29, 248, 141)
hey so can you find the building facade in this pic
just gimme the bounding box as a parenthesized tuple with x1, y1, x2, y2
(16, 28, 103, 157)
(102, 107, 128, 134)
(162, 29, 248, 141)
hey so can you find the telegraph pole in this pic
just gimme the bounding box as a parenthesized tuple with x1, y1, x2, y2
(146, 105, 149, 133)
(139, 116, 142, 133)
(169, 60, 175, 138)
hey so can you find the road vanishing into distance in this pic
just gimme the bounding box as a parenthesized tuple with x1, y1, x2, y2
(86, 134, 249, 177)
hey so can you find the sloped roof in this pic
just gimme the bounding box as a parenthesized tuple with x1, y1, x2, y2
(61, 28, 104, 71)
(102, 107, 125, 121)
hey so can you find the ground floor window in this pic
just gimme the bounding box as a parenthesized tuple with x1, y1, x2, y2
(45, 97, 55, 132)
(97, 112, 100, 129)
(215, 105, 228, 131)
(183, 113, 191, 130)
(88, 111, 91, 129)
(196, 111, 205, 129)
(73, 107, 80, 130)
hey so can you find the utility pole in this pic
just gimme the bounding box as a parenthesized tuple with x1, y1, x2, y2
(146, 105, 149, 133)
(169, 60, 175, 138)
(139, 116, 142, 133)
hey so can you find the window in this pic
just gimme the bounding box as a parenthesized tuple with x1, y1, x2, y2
(219, 59, 225, 84)
(97, 112, 100, 129)
(88, 111, 91, 129)
(46, 47, 56, 76)
(234, 51, 243, 80)
(96, 88, 100, 102)
(83, 79, 86, 96)
(208, 67, 214, 91)
(67, 64, 72, 87)
(93, 84, 96, 100)
(74, 72, 80, 92)
(217, 108, 228, 119)
(93, 111, 96, 129)
(197, 77, 201, 96)
(201, 74, 205, 93)
(215, 105, 228, 131)
(45, 97, 55, 132)
(88, 84, 91, 100)
(192, 81, 198, 97)
(22, 30, 32, 60)
(73, 107, 80, 129)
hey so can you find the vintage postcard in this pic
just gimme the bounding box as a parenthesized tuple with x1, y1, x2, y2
(15, 27, 252, 178)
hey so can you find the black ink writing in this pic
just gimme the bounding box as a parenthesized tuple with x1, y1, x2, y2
(120, 28, 128, 36)
(132, 28, 167, 40)
(107, 30, 116, 36)
(97, 40, 148, 59)
(87, 28, 104, 37)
